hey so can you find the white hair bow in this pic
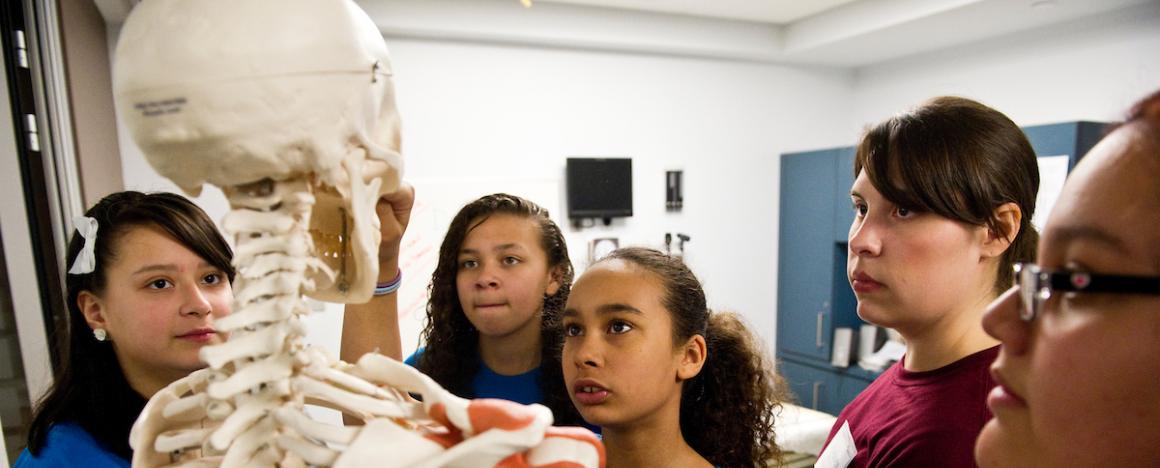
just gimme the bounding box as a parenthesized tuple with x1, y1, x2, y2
(68, 216, 99, 275)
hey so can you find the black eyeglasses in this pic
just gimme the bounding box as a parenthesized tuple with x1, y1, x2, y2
(1013, 263, 1160, 321)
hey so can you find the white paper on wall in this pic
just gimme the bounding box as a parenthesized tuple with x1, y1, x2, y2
(1033, 155, 1070, 232)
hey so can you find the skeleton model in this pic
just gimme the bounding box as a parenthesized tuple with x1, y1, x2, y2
(112, 1, 603, 466)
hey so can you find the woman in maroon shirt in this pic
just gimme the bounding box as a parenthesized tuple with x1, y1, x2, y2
(820, 96, 1040, 467)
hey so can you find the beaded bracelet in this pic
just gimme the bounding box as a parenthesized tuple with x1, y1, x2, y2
(373, 270, 403, 296)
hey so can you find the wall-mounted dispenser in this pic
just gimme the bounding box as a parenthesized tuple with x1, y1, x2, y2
(666, 169, 683, 211)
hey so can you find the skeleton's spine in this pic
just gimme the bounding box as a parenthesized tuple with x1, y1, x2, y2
(198, 178, 318, 466)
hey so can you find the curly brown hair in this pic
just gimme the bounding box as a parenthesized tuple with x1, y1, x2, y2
(600, 247, 788, 467)
(415, 193, 582, 425)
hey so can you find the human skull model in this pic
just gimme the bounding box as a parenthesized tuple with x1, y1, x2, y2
(113, 1, 602, 466)
(115, 0, 401, 303)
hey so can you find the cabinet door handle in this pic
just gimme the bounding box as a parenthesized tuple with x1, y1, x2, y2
(812, 382, 823, 410)
(816, 312, 824, 347)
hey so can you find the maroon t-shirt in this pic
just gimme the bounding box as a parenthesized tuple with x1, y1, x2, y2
(821, 346, 999, 468)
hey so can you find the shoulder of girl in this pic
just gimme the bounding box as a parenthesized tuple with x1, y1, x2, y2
(404, 347, 425, 366)
(15, 423, 128, 467)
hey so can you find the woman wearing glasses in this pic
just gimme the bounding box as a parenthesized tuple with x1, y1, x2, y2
(975, 89, 1160, 466)
(820, 96, 1040, 467)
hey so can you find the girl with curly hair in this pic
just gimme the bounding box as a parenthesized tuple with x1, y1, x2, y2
(343, 192, 583, 426)
(563, 247, 786, 467)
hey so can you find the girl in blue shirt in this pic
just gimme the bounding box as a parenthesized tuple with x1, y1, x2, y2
(16, 191, 236, 467)
(342, 192, 585, 427)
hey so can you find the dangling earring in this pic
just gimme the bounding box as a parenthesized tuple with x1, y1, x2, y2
(93, 328, 107, 342)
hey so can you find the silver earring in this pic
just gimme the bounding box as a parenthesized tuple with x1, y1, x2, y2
(93, 328, 107, 342)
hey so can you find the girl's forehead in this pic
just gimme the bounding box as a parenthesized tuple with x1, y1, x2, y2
(108, 226, 201, 269)
(108, 224, 164, 257)
(850, 172, 880, 197)
(584, 258, 639, 277)
(852, 170, 908, 202)
(464, 214, 539, 242)
(574, 261, 664, 301)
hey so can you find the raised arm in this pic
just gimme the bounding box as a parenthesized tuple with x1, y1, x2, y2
(341, 184, 414, 363)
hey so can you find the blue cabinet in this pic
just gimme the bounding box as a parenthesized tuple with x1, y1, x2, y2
(780, 359, 840, 414)
(780, 358, 874, 416)
(777, 150, 836, 362)
(1022, 121, 1107, 170)
(777, 121, 1106, 416)
(779, 146, 877, 417)
(778, 147, 863, 365)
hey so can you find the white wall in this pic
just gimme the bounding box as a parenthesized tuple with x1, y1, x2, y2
(393, 40, 857, 349)
(113, 33, 857, 356)
(850, 2, 1160, 131)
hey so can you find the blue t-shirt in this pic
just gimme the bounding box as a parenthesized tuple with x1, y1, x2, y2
(405, 348, 601, 434)
(14, 422, 129, 468)
(405, 348, 543, 405)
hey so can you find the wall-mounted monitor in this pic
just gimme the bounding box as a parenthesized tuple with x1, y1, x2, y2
(566, 157, 632, 220)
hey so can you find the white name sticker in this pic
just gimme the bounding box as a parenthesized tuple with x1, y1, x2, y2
(816, 420, 856, 468)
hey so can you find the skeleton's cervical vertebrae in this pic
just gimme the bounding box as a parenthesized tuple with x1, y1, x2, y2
(112, 1, 602, 466)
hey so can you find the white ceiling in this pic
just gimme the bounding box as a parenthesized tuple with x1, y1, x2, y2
(94, 0, 1160, 68)
(534, 0, 864, 24)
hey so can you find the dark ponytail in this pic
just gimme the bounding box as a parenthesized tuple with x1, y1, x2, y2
(682, 312, 786, 467)
(601, 248, 786, 466)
